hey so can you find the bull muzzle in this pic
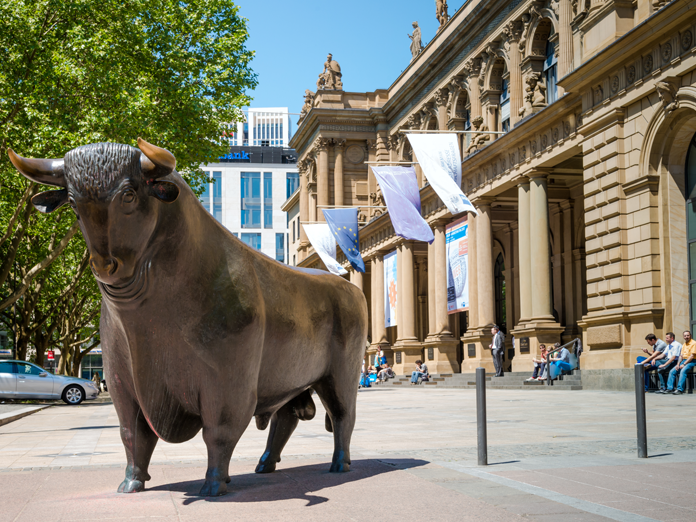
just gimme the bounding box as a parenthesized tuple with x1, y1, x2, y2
(90, 254, 120, 281)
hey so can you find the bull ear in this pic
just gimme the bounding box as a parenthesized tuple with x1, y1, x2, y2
(148, 180, 179, 203)
(31, 189, 69, 213)
(138, 137, 176, 179)
(8, 149, 65, 187)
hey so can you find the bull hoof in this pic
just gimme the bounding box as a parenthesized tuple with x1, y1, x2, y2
(329, 461, 350, 473)
(117, 478, 145, 493)
(199, 479, 227, 497)
(255, 461, 277, 474)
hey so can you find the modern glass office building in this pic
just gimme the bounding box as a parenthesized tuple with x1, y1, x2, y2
(200, 108, 298, 263)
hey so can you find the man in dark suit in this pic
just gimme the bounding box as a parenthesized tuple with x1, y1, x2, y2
(489, 325, 505, 377)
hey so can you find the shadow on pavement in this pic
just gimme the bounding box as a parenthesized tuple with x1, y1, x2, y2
(150, 458, 429, 506)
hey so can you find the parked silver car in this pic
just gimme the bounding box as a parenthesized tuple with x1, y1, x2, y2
(0, 360, 99, 405)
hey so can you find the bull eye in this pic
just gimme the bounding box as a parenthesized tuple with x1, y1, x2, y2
(68, 198, 80, 219)
(122, 189, 137, 205)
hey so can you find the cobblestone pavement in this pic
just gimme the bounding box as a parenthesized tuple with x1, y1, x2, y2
(1, 388, 695, 521)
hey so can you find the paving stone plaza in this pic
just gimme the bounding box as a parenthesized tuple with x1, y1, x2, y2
(1, 387, 695, 521)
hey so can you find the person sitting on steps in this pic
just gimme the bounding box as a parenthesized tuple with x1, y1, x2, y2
(526, 345, 547, 382)
(666, 330, 696, 395)
(655, 332, 682, 393)
(637, 333, 668, 392)
(548, 343, 572, 379)
(410, 360, 429, 385)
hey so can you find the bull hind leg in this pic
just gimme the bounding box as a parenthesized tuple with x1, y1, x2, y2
(314, 372, 358, 473)
(256, 389, 316, 474)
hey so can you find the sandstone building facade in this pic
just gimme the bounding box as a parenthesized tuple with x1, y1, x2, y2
(287, 0, 696, 388)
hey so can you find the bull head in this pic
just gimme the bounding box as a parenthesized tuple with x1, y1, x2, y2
(8, 137, 180, 213)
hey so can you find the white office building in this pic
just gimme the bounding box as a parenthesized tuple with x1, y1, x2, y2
(199, 108, 299, 263)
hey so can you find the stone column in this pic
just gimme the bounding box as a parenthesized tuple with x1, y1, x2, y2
(468, 211, 479, 329)
(309, 192, 316, 223)
(529, 173, 555, 322)
(397, 242, 417, 341)
(350, 268, 363, 290)
(435, 88, 449, 130)
(333, 139, 345, 207)
(299, 166, 309, 244)
(316, 138, 329, 221)
(558, 0, 574, 85)
(506, 22, 524, 126)
(427, 238, 437, 335)
(517, 180, 531, 323)
(468, 62, 483, 121)
(476, 200, 495, 327)
(434, 224, 451, 335)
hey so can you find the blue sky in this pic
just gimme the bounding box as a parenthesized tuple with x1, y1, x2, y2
(237, 0, 467, 130)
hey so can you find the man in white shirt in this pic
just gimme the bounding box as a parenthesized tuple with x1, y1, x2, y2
(656, 332, 682, 393)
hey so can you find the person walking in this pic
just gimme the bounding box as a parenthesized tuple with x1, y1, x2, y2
(489, 325, 505, 377)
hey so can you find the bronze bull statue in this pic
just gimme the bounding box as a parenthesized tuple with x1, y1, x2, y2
(9, 140, 368, 496)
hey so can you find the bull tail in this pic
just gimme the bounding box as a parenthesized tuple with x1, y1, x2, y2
(325, 412, 333, 433)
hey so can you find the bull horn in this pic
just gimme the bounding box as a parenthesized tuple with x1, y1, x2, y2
(8, 149, 65, 187)
(137, 137, 176, 177)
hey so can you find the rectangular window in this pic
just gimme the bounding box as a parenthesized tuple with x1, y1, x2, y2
(292, 220, 296, 243)
(212, 171, 222, 222)
(241, 232, 261, 250)
(276, 233, 285, 262)
(544, 41, 558, 105)
(264, 172, 273, 228)
(293, 254, 296, 266)
(500, 78, 510, 133)
(241, 172, 261, 228)
(200, 171, 211, 212)
(286, 172, 299, 198)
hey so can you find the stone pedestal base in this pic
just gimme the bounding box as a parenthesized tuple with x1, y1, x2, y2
(423, 335, 460, 374)
(510, 322, 565, 372)
(460, 329, 495, 373)
(391, 341, 423, 375)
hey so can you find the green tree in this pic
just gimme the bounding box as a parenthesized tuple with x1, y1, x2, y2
(0, 0, 256, 360)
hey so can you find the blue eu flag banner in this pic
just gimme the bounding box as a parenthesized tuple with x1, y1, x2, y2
(322, 208, 365, 273)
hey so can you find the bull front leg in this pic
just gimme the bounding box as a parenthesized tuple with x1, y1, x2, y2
(199, 402, 255, 497)
(111, 380, 159, 493)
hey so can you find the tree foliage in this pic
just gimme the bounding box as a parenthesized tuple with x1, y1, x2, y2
(0, 0, 256, 369)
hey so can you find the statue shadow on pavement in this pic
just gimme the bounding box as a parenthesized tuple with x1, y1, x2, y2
(149, 458, 429, 506)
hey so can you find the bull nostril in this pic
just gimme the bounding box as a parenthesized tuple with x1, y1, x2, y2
(105, 258, 118, 275)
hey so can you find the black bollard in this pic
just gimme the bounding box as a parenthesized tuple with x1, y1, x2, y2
(476, 367, 488, 466)
(635, 363, 648, 458)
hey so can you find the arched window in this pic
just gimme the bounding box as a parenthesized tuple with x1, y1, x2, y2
(686, 133, 696, 332)
(500, 65, 510, 132)
(544, 39, 558, 105)
(495, 253, 506, 332)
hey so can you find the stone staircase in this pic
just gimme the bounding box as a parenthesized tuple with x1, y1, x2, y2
(379, 370, 583, 390)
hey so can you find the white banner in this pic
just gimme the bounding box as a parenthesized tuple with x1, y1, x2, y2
(407, 133, 478, 216)
(384, 250, 397, 327)
(302, 224, 347, 276)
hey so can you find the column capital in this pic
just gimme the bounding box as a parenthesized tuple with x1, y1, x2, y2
(515, 175, 530, 187)
(434, 88, 449, 108)
(313, 137, 331, 152)
(526, 168, 552, 180)
(503, 20, 524, 43)
(471, 196, 496, 209)
(333, 138, 346, 151)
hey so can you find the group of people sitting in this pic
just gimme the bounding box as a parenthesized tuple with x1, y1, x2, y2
(638, 331, 696, 394)
(526, 342, 574, 382)
(360, 349, 396, 387)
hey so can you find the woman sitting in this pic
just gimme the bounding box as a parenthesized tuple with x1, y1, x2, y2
(526, 345, 547, 382)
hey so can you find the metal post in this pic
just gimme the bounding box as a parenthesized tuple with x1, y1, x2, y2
(476, 367, 488, 466)
(635, 363, 648, 458)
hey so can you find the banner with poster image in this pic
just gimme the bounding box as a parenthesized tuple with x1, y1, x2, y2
(446, 217, 469, 313)
(384, 250, 398, 327)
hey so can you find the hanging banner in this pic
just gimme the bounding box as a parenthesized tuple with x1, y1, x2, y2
(384, 250, 398, 327)
(446, 216, 469, 313)
(302, 224, 348, 276)
(370, 166, 434, 243)
(406, 133, 478, 216)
